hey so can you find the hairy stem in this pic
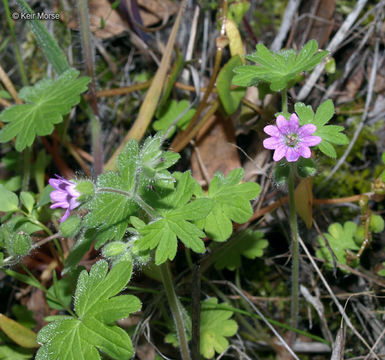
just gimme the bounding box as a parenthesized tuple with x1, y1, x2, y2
(159, 262, 191, 360)
(288, 163, 299, 331)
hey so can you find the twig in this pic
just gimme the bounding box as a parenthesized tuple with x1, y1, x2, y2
(297, 0, 368, 100)
(271, 0, 301, 51)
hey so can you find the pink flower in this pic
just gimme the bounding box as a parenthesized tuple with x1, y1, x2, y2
(263, 113, 322, 162)
(49, 175, 81, 222)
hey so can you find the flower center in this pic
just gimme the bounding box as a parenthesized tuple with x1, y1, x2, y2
(285, 133, 298, 147)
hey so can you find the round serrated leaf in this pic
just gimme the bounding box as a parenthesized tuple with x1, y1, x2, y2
(0, 184, 19, 212)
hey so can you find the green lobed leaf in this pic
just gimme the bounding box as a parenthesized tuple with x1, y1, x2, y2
(0, 69, 90, 151)
(199, 169, 261, 242)
(214, 229, 268, 271)
(200, 298, 238, 359)
(316, 221, 360, 271)
(233, 40, 328, 91)
(134, 171, 212, 265)
(36, 260, 141, 360)
(294, 100, 348, 158)
(84, 136, 180, 247)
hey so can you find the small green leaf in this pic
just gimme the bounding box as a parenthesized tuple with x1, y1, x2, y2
(200, 169, 261, 242)
(314, 99, 334, 127)
(200, 298, 238, 359)
(233, 40, 328, 91)
(134, 172, 212, 264)
(36, 260, 141, 360)
(316, 221, 360, 271)
(0, 69, 90, 151)
(214, 230, 268, 270)
(0, 185, 19, 212)
(20, 192, 34, 214)
(217, 56, 246, 115)
(153, 100, 195, 138)
(295, 100, 348, 158)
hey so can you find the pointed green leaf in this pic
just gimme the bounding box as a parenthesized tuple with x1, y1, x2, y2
(201, 169, 261, 241)
(0, 185, 19, 212)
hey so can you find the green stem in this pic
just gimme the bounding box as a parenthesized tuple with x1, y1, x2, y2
(288, 163, 299, 330)
(282, 88, 288, 114)
(159, 262, 191, 360)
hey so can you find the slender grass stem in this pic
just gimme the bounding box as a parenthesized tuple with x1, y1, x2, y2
(159, 262, 191, 360)
(288, 163, 299, 330)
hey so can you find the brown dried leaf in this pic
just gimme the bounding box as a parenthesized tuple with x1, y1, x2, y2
(191, 114, 241, 183)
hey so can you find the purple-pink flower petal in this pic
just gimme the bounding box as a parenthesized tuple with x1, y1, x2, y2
(286, 147, 300, 162)
(49, 175, 81, 222)
(273, 144, 287, 161)
(263, 112, 321, 163)
(298, 124, 317, 137)
(301, 135, 322, 147)
(298, 145, 311, 158)
(263, 137, 283, 149)
(264, 125, 281, 137)
(288, 114, 299, 132)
